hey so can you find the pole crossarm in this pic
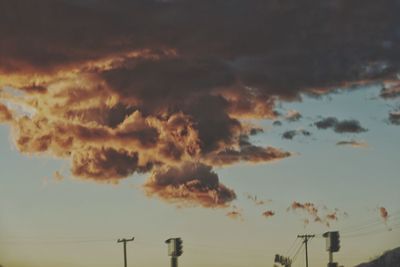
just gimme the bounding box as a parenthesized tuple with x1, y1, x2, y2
(118, 237, 135, 243)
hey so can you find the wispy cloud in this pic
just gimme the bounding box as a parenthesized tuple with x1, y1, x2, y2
(284, 110, 302, 122)
(287, 201, 347, 227)
(262, 210, 275, 219)
(336, 140, 368, 148)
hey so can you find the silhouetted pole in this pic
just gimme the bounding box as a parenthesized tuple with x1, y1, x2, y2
(171, 256, 178, 267)
(298, 234, 315, 267)
(117, 237, 135, 267)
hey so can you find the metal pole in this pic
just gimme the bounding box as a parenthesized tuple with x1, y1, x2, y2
(298, 234, 314, 267)
(117, 237, 134, 267)
(123, 241, 127, 267)
(171, 256, 178, 267)
(305, 236, 309, 267)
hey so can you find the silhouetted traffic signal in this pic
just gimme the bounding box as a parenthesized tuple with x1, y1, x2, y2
(175, 238, 183, 256)
(330, 231, 340, 252)
(274, 254, 292, 267)
(323, 231, 340, 252)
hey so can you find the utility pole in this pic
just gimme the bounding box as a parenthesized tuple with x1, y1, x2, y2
(117, 237, 135, 267)
(297, 234, 315, 267)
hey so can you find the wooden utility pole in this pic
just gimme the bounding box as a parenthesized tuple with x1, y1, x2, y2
(117, 237, 135, 267)
(297, 234, 315, 267)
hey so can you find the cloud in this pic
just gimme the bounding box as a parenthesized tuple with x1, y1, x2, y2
(380, 80, 400, 99)
(226, 206, 244, 220)
(1, 0, 399, 88)
(245, 193, 271, 206)
(226, 210, 243, 220)
(71, 147, 152, 183)
(336, 140, 368, 148)
(272, 120, 282, 126)
(1, 0, 399, 208)
(284, 110, 302, 122)
(288, 201, 346, 227)
(326, 212, 338, 222)
(379, 207, 389, 222)
(0, 103, 13, 122)
(143, 162, 236, 208)
(262, 210, 275, 218)
(206, 143, 291, 166)
(289, 201, 319, 216)
(388, 111, 400, 125)
(53, 171, 64, 181)
(282, 129, 311, 140)
(315, 117, 367, 133)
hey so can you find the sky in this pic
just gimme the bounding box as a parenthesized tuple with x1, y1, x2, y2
(1, 1, 400, 267)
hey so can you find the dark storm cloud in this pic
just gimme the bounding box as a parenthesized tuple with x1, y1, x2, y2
(315, 117, 367, 133)
(1, 0, 399, 208)
(1, 0, 399, 85)
(71, 147, 152, 182)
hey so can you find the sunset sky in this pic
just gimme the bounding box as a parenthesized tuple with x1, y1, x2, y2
(1, 1, 400, 267)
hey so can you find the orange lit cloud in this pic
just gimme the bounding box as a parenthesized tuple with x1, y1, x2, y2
(0, 103, 13, 122)
(144, 163, 236, 208)
(53, 171, 64, 181)
(226, 210, 242, 220)
(379, 207, 389, 223)
(245, 193, 271, 206)
(288, 201, 346, 227)
(262, 210, 275, 218)
(1, 0, 399, 209)
(284, 110, 302, 122)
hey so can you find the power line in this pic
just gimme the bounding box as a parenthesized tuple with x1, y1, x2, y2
(342, 224, 400, 238)
(291, 242, 304, 264)
(0, 238, 115, 244)
(286, 237, 300, 256)
(339, 212, 400, 233)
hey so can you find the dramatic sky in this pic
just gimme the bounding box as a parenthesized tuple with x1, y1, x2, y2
(0, 0, 400, 266)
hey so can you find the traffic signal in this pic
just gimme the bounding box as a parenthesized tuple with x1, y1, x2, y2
(323, 231, 340, 252)
(274, 254, 291, 266)
(330, 231, 340, 252)
(175, 238, 183, 256)
(274, 254, 280, 263)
